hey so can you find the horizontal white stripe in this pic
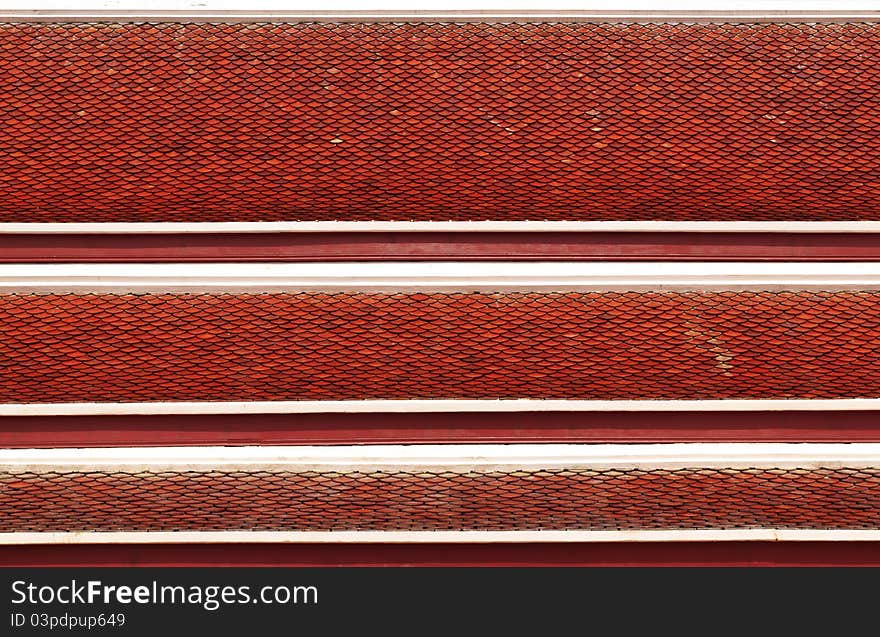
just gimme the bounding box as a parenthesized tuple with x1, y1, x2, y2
(2, 530, 879, 545)
(4, 398, 880, 416)
(2, 13, 879, 23)
(3, 442, 879, 472)
(4, 221, 880, 234)
(5, 261, 880, 293)
(2, 2, 879, 23)
(11, 0, 880, 11)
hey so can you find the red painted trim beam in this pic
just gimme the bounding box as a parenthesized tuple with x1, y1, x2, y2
(3, 542, 880, 567)
(3, 411, 880, 448)
(5, 232, 880, 262)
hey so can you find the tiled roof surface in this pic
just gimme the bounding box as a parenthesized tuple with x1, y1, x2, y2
(2, 22, 879, 222)
(2, 467, 878, 531)
(4, 291, 880, 402)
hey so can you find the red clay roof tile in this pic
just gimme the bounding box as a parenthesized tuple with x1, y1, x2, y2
(2, 291, 880, 402)
(2, 22, 879, 222)
(1, 467, 877, 531)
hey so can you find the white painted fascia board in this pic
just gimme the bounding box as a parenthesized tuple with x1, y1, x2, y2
(4, 398, 880, 416)
(3, 442, 880, 473)
(7, 0, 880, 10)
(2, 6, 879, 23)
(5, 262, 880, 293)
(4, 221, 880, 234)
(2, 529, 879, 545)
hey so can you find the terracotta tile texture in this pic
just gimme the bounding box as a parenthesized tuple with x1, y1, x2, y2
(2, 22, 880, 222)
(3, 291, 880, 402)
(2, 467, 878, 531)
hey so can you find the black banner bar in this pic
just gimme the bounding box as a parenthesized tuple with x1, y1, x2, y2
(2, 567, 877, 635)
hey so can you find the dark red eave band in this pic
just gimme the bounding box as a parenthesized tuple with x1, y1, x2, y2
(4, 232, 880, 262)
(4, 542, 880, 567)
(2, 411, 880, 448)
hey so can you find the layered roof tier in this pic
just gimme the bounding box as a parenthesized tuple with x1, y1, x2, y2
(2, 289, 879, 403)
(2, 21, 878, 222)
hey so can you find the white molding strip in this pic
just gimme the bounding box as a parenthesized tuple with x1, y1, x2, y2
(3, 442, 880, 473)
(4, 398, 880, 416)
(4, 221, 880, 234)
(1, 9, 879, 23)
(1, 529, 879, 545)
(6, 261, 880, 293)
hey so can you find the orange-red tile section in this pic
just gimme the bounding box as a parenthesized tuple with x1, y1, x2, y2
(2, 468, 878, 531)
(3, 291, 880, 402)
(2, 22, 879, 222)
